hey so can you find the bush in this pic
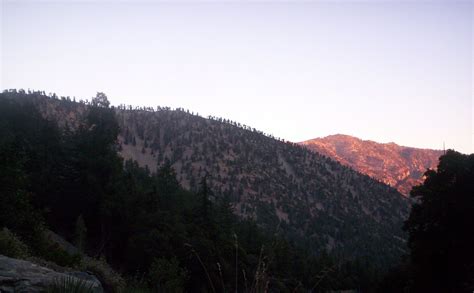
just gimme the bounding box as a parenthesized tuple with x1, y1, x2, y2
(38, 239, 82, 268)
(149, 257, 187, 293)
(79, 256, 125, 293)
(0, 227, 29, 259)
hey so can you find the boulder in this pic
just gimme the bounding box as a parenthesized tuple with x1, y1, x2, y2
(0, 255, 103, 293)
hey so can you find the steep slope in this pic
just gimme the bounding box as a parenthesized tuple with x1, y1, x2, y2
(115, 108, 411, 265)
(4, 91, 411, 266)
(300, 135, 443, 195)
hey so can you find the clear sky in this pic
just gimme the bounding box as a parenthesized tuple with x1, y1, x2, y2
(1, 0, 472, 153)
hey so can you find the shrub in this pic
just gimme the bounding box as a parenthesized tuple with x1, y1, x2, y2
(149, 257, 187, 293)
(45, 276, 95, 293)
(38, 239, 82, 268)
(79, 256, 125, 293)
(0, 227, 29, 259)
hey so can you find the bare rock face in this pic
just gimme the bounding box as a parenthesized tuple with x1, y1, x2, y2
(0, 255, 103, 293)
(300, 134, 443, 196)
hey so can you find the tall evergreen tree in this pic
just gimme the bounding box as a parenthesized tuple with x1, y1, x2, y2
(404, 150, 474, 292)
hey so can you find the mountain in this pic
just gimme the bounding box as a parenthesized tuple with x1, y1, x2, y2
(114, 103, 411, 266)
(2, 90, 411, 267)
(300, 134, 443, 195)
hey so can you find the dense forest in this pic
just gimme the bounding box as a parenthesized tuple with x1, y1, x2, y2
(0, 90, 472, 292)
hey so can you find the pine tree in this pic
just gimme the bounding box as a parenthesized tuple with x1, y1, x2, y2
(404, 150, 474, 292)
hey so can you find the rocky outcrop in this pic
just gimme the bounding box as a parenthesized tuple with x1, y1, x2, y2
(0, 255, 103, 293)
(300, 134, 443, 195)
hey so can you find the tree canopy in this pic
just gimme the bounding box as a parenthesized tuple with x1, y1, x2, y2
(404, 150, 474, 292)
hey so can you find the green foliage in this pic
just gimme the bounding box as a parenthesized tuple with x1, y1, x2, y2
(38, 240, 82, 268)
(91, 92, 110, 108)
(149, 257, 187, 292)
(0, 97, 47, 246)
(0, 228, 30, 259)
(45, 276, 95, 293)
(404, 150, 474, 292)
(78, 256, 126, 293)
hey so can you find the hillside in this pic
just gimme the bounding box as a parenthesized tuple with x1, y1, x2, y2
(2, 90, 411, 268)
(114, 104, 411, 265)
(300, 134, 443, 195)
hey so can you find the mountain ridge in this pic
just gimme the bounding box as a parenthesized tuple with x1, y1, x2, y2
(300, 134, 443, 195)
(305, 133, 442, 151)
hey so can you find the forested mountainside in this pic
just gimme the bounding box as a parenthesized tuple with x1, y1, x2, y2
(301, 135, 443, 196)
(3, 90, 410, 264)
(2, 90, 471, 292)
(114, 106, 411, 263)
(1, 90, 410, 267)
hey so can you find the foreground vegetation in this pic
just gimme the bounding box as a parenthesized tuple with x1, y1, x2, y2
(381, 149, 474, 292)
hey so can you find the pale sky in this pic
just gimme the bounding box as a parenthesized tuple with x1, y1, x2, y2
(1, 0, 473, 153)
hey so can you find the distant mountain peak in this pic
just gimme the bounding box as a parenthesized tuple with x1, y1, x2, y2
(300, 135, 443, 195)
